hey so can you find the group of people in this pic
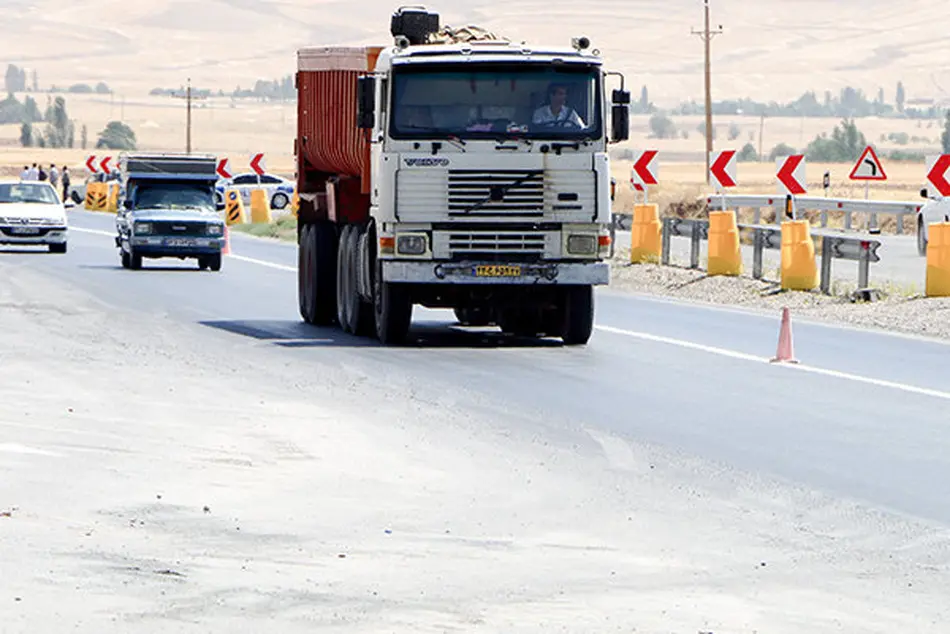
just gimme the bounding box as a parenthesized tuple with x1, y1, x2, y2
(19, 162, 71, 202)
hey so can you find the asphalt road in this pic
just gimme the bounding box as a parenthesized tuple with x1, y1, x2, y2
(14, 209, 948, 525)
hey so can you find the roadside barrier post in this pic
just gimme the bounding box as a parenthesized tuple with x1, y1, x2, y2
(926, 223, 950, 297)
(629, 203, 661, 264)
(707, 210, 742, 276)
(780, 219, 818, 291)
(249, 188, 272, 224)
(224, 189, 247, 225)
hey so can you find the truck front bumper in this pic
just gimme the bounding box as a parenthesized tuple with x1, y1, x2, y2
(382, 261, 610, 285)
(128, 236, 224, 257)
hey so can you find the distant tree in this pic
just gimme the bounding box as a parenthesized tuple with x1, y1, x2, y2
(31, 69, 37, 92)
(81, 123, 88, 150)
(896, 81, 906, 113)
(23, 95, 41, 122)
(877, 87, 885, 105)
(737, 142, 758, 162)
(942, 111, 950, 154)
(728, 123, 741, 141)
(805, 118, 867, 162)
(648, 112, 676, 139)
(4, 64, 25, 93)
(96, 121, 137, 150)
(697, 121, 717, 140)
(68, 83, 93, 94)
(0, 93, 25, 124)
(95, 82, 111, 94)
(36, 96, 72, 148)
(769, 143, 797, 161)
(19, 122, 32, 147)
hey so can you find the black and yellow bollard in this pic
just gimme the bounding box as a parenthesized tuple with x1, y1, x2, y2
(224, 189, 247, 225)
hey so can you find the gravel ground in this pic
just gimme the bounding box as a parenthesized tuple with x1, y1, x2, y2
(608, 250, 950, 342)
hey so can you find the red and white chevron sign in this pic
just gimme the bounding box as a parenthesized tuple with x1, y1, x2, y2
(631, 150, 658, 187)
(250, 153, 266, 176)
(776, 155, 806, 196)
(710, 150, 737, 188)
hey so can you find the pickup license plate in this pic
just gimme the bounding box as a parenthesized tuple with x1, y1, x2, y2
(473, 264, 522, 278)
(165, 237, 197, 247)
(11, 227, 40, 235)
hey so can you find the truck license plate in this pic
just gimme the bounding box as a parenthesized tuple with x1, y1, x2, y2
(11, 227, 40, 235)
(473, 264, 522, 277)
(165, 237, 197, 247)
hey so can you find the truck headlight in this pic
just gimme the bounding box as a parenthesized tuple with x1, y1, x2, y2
(567, 234, 597, 256)
(134, 222, 152, 235)
(206, 223, 223, 236)
(396, 233, 427, 256)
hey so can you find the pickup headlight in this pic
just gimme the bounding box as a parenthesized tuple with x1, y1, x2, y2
(134, 222, 152, 235)
(396, 233, 428, 256)
(206, 223, 224, 236)
(566, 234, 598, 256)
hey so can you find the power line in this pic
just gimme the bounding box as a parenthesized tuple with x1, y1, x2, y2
(692, 0, 723, 185)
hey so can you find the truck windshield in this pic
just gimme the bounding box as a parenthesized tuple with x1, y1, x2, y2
(389, 63, 601, 141)
(133, 183, 215, 212)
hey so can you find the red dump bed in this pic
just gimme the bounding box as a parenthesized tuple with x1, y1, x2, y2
(296, 46, 382, 195)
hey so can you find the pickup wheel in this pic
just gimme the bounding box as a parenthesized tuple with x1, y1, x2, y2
(130, 252, 143, 270)
(207, 253, 222, 272)
(299, 222, 338, 325)
(374, 261, 412, 345)
(121, 250, 131, 269)
(49, 242, 67, 254)
(561, 285, 594, 346)
(918, 218, 928, 257)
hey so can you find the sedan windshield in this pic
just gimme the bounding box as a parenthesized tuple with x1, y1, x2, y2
(133, 183, 215, 211)
(0, 183, 59, 205)
(389, 63, 601, 140)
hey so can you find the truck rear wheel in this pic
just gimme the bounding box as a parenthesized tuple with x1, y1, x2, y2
(561, 285, 594, 346)
(299, 222, 337, 326)
(374, 262, 412, 345)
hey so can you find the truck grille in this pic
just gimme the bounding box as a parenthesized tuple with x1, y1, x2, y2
(448, 231, 546, 260)
(448, 170, 544, 218)
(152, 221, 206, 236)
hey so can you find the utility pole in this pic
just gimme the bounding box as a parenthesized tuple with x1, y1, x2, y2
(692, 0, 723, 184)
(171, 78, 205, 154)
(759, 113, 765, 162)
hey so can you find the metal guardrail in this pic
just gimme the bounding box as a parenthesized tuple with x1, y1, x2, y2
(659, 217, 881, 295)
(703, 194, 922, 235)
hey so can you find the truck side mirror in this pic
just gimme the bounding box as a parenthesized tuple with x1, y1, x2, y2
(123, 199, 133, 210)
(610, 89, 630, 143)
(357, 76, 376, 130)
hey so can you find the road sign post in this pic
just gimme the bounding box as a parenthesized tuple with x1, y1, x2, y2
(776, 155, 806, 219)
(710, 149, 737, 212)
(631, 150, 658, 205)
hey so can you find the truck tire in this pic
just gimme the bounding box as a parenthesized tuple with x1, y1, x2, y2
(130, 252, 143, 270)
(207, 253, 222, 272)
(121, 249, 131, 269)
(374, 262, 412, 345)
(561, 285, 594, 346)
(299, 222, 337, 326)
(336, 225, 352, 331)
(348, 225, 376, 336)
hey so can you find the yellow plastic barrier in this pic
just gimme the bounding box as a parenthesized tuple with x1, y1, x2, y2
(629, 203, 661, 263)
(224, 189, 247, 225)
(707, 210, 742, 276)
(249, 188, 271, 224)
(106, 183, 119, 213)
(94, 183, 108, 212)
(926, 223, 950, 297)
(291, 186, 299, 217)
(84, 184, 96, 210)
(780, 219, 818, 291)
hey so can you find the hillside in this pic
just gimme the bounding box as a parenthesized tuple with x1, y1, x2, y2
(2, 0, 949, 106)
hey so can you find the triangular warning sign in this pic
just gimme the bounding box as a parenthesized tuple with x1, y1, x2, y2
(849, 146, 887, 181)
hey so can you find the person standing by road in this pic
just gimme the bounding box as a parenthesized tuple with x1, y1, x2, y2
(61, 166, 71, 202)
(49, 164, 60, 191)
(19, 165, 29, 180)
(37, 165, 48, 181)
(27, 163, 39, 180)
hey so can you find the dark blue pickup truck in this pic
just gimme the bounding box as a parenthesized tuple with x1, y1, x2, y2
(114, 153, 227, 271)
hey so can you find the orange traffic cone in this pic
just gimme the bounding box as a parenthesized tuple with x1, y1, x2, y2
(770, 307, 798, 364)
(222, 225, 231, 255)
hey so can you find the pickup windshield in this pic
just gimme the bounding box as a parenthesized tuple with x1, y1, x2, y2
(389, 63, 601, 141)
(0, 183, 59, 205)
(132, 182, 215, 212)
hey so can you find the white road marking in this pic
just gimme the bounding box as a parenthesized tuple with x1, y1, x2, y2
(70, 226, 114, 238)
(70, 224, 950, 401)
(595, 324, 950, 402)
(0, 443, 63, 457)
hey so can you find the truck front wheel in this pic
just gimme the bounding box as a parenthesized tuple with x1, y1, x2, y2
(561, 285, 594, 346)
(374, 263, 412, 345)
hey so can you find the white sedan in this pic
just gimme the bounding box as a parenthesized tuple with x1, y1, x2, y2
(215, 172, 295, 211)
(0, 180, 68, 253)
(916, 190, 950, 256)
